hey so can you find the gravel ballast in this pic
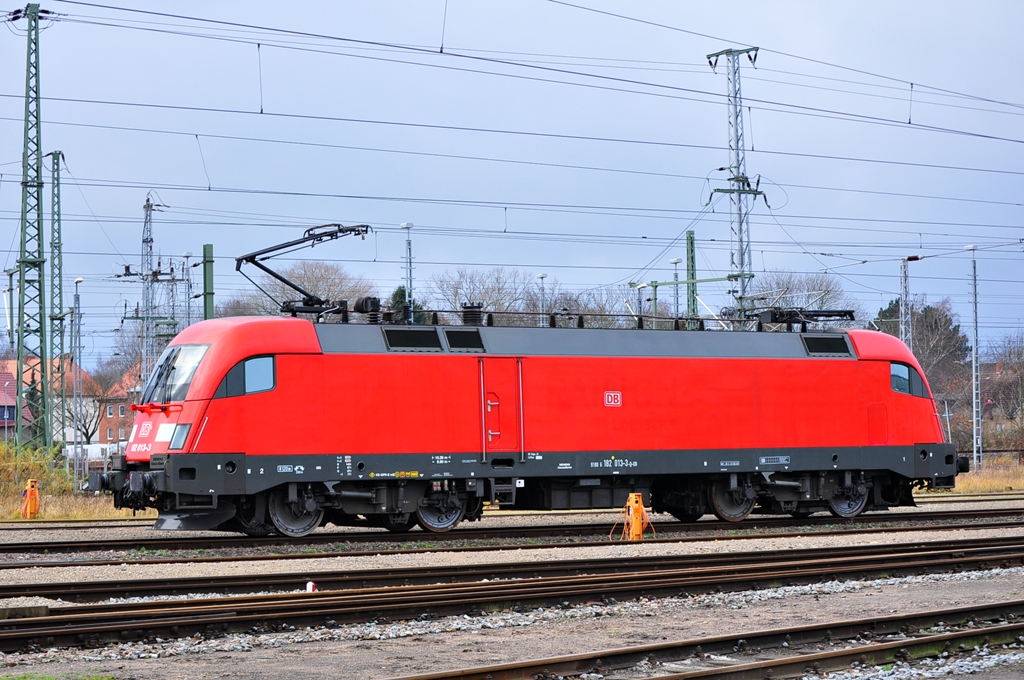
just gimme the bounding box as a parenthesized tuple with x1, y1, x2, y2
(2, 511, 1024, 679)
(3, 566, 1024, 678)
(3, 524, 1024, 588)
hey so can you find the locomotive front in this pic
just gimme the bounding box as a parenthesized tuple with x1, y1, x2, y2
(89, 316, 325, 533)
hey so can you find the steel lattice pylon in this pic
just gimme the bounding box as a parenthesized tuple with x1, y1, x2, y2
(140, 197, 157, 382)
(900, 258, 912, 350)
(686, 230, 697, 320)
(49, 150, 67, 446)
(15, 3, 50, 447)
(725, 50, 751, 293)
(969, 250, 981, 469)
(707, 47, 761, 318)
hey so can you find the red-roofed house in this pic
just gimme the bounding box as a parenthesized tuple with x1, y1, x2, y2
(97, 363, 141, 446)
(0, 358, 102, 444)
(0, 372, 26, 442)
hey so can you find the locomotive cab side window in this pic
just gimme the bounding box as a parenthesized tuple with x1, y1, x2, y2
(890, 362, 928, 398)
(214, 356, 276, 398)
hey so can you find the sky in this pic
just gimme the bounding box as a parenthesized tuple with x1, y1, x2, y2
(1, 0, 1022, 369)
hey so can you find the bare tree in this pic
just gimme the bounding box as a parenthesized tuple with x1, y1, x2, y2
(0, 334, 13, 360)
(216, 295, 264, 318)
(430, 267, 539, 325)
(77, 397, 101, 445)
(429, 268, 636, 327)
(431, 267, 535, 312)
(544, 285, 634, 328)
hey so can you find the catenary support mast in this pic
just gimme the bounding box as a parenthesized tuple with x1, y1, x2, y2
(899, 255, 919, 350)
(48, 150, 66, 445)
(140, 196, 159, 382)
(14, 3, 50, 447)
(707, 47, 761, 319)
(686, 230, 697, 320)
(967, 246, 981, 469)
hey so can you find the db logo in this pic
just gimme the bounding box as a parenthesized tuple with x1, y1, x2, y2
(604, 391, 622, 407)
(139, 422, 153, 438)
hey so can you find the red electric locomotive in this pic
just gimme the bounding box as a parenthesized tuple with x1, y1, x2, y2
(90, 226, 964, 536)
(92, 313, 962, 537)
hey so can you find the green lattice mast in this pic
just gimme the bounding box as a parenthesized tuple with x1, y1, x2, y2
(49, 150, 65, 445)
(14, 3, 50, 447)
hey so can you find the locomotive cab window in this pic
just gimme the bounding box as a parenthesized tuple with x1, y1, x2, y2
(214, 356, 276, 398)
(890, 362, 928, 398)
(141, 344, 210, 403)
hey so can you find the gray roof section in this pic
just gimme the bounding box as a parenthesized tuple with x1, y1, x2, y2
(314, 324, 855, 359)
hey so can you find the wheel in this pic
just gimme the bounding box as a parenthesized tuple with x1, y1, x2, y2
(828, 486, 868, 518)
(268, 488, 325, 538)
(708, 480, 755, 522)
(416, 494, 465, 533)
(369, 513, 418, 533)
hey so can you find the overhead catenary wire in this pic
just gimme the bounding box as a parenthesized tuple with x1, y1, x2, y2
(51, 6, 1024, 126)
(3, 1, 1018, 351)
(3, 115, 1024, 209)
(546, 0, 1024, 110)
(1, 174, 1019, 237)
(5, 92, 1023, 182)
(46, 7, 1024, 146)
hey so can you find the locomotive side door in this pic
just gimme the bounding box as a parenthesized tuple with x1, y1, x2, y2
(479, 357, 523, 460)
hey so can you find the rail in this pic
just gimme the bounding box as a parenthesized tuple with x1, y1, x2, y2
(392, 600, 1024, 680)
(2, 534, 1024, 652)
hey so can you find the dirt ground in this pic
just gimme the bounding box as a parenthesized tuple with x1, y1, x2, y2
(5, 569, 1024, 680)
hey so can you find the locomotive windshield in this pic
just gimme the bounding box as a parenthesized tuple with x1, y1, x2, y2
(140, 344, 209, 404)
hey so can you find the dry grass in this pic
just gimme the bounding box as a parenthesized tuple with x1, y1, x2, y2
(921, 453, 1024, 494)
(0, 444, 156, 520)
(947, 466, 1024, 493)
(0, 493, 157, 521)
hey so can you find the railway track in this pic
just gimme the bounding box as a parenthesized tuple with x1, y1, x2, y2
(2, 514, 1024, 572)
(0, 533, 1021, 603)
(0, 517, 155, 532)
(0, 490, 1018, 534)
(392, 599, 1024, 680)
(2, 533, 1024, 653)
(914, 491, 1024, 503)
(2, 506, 1023, 556)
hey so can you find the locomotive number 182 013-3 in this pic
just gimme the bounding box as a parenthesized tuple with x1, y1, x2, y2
(590, 458, 637, 469)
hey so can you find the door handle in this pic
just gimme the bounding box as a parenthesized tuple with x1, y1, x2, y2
(487, 430, 500, 442)
(486, 399, 499, 412)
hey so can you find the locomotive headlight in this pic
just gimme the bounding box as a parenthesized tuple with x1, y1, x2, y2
(168, 423, 191, 450)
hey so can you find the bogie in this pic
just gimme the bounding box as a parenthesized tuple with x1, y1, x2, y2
(267, 486, 325, 538)
(708, 478, 756, 522)
(415, 491, 466, 533)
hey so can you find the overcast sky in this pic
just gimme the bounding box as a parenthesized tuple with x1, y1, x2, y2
(1, 1, 1022, 367)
